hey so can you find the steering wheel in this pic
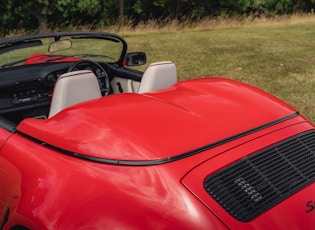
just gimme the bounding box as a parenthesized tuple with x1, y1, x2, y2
(68, 60, 110, 96)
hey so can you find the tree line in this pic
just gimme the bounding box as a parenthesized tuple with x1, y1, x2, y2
(1, 0, 314, 35)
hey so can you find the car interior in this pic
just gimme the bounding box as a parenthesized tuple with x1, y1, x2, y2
(0, 60, 177, 132)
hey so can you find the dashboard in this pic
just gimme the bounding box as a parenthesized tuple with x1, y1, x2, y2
(0, 60, 143, 125)
(0, 62, 106, 115)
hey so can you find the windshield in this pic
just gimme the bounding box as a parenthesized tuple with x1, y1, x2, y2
(0, 32, 126, 68)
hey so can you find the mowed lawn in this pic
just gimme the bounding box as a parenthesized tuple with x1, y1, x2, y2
(123, 16, 315, 122)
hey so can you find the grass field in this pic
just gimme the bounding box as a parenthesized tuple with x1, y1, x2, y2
(2, 15, 315, 122)
(119, 15, 315, 122)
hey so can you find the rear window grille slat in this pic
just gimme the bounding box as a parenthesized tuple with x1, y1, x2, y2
(204, 131, 315, 222)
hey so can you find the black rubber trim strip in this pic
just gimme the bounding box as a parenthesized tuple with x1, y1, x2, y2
(0, 116, 16, 133)
(0, 208, 9, 230)
(17, 112, 299, 166)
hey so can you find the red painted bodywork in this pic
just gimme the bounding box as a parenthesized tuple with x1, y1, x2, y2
(17, 78, 297, 160)
(0, 77, 314, 229)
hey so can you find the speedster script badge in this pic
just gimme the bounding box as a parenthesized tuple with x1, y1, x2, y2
(306, 200, 315, 213)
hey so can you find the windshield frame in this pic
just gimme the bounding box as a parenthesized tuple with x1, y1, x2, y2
(0, 32, 128, 68)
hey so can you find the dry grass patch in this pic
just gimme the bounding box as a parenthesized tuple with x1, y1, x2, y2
(113, 14, 315, 35)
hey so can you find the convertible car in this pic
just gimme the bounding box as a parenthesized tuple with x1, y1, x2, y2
(0, 32, 314, 230)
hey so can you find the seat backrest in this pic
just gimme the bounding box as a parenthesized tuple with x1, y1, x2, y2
(48, 70, 101, 118)
(138, 61, 177, 93)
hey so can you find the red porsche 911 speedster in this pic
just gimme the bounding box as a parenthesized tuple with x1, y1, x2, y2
(0, 32, 314, 230)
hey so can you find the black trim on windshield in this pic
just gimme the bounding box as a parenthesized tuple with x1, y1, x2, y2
(17, 112, 300, 166)
(0, 32, 128, 66)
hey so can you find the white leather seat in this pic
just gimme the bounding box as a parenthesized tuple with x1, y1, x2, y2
(48, 70, 101, 118)
(138, 61, 177, 93)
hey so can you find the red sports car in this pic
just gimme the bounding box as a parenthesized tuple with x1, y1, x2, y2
(0, 32, 314, 230)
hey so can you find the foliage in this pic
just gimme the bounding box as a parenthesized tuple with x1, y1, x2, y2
(0, 0, 315, 34)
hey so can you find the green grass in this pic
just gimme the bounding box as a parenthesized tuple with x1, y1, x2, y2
(122, 16, 315, 122)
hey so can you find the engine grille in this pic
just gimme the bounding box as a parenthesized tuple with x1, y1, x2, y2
(204, 130, 315, 222)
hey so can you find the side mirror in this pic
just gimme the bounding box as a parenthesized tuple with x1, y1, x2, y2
(124, 52, 146, 66)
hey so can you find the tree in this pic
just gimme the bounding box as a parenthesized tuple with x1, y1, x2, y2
(0, 0, 314, 35)
(1, 0, 106, 33)
(118, 0, 124, 27)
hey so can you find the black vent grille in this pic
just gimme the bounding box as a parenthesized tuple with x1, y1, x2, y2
(204, 130, 315, 222)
